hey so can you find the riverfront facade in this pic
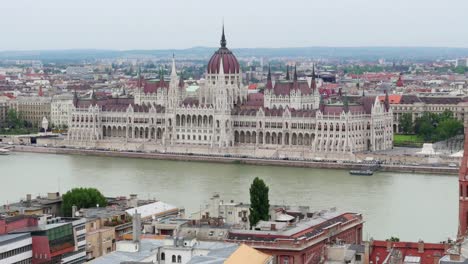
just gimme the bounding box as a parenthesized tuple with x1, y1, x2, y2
(67, 29, 393, 158)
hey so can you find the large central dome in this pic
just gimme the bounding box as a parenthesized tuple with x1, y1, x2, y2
(207, 26, 240, 74)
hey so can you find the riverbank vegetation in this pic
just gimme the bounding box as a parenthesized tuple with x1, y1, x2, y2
(396, 110, 463, 146)
(0, 109, 36, 135)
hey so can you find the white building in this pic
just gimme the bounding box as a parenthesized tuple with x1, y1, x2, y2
(89, 238, 239, 264)
(67, 29, 393, 159)
(0, 233, 33, 264)
(51, 94, 74, 128)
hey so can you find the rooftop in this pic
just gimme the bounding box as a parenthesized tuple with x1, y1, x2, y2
(0, 233, 31, 247)
(89, 239, 164, 264)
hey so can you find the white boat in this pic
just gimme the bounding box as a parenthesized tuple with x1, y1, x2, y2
(0, 148, 11, 155)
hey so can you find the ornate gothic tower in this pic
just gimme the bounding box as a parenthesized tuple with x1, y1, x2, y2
(201, 25, 244, 106)
(167, 55, 180, 110)
(459, 127, 468, 239)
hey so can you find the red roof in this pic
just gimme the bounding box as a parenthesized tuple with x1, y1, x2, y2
(207, 28, 240, 74)
(207, 48, 240, 74)
(248, 84, 258, 90)
(378, 94, 402, 104)
(143, 79, 168, 94)
(370, 240, 448, 264)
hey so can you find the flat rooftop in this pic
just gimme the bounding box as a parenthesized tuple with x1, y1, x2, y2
(0, 233, 31, 246)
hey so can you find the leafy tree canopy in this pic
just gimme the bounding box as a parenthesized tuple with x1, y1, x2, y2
(62, 187, 107, 217)
(249, 177, 270, 228)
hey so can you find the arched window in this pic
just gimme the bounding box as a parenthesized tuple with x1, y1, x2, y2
(172, 255, 176, 263)
(177, 255, 182, 263)
(161, 252, 165, 260)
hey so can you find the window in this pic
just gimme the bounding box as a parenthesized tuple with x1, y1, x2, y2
(172, 255, 176, 263)
(356, 254, 362, 261)
(283, 256, 289, 264)
(177, 255, 182, 263)
(161, 252, 165, 261)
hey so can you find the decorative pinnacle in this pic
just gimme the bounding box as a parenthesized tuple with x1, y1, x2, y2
(220, 23, 227, 48)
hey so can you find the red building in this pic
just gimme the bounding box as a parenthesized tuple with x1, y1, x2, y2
(0, 215, 38, 235)
(226, 210, 363, 264)
(458, 128, 468, 239)
(369, 240, 449, 264)
(11, 223, 76, 264)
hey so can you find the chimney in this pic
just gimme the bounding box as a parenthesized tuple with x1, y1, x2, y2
(364, 241, 371, 264)
(132, 210, 141, 244)
(417, 240, 424, 253)
(72, 205, 77, 217)
(386, 240, 392, 251)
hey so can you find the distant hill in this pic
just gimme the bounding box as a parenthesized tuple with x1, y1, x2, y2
(1, 47, 468, 62)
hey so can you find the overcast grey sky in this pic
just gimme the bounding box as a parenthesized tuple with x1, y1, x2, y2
(1, 0, 467, 50)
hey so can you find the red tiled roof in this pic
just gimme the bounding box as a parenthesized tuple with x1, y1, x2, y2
(273, 81, 312, 96)
(370, 240, 448, 264)
(248, 84, 258, 90)
(378, 94, 402, 104)
(143, 79, 168, 94)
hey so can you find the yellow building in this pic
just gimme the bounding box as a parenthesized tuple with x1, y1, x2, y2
(85, 218, 116, 261)
(224, 244, 273, 264)
(10, 96, 51, 128)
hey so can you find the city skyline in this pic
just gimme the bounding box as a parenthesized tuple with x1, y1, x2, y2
(1, 0, 468, 51)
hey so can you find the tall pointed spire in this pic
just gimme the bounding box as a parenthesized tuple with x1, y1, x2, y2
(293, 65, 298, 81)
(171, 53, 177, 77)
(220, 23, 227, 48)
(266, 64, 273, 90)
(73, 88, 79, 107)
(285, 65, 290, 80)
(311, 64, 316, 90)
(384, 90, 390, 112)
(137, 66, 143, 88)
(91, 89, 97, 105)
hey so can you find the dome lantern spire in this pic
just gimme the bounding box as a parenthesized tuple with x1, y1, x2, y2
(220, 23, 227, 48)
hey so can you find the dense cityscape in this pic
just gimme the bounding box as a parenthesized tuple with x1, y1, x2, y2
(2, 1, 468, 264)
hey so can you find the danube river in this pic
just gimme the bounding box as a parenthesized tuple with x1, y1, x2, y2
(0, 152, 457, 242)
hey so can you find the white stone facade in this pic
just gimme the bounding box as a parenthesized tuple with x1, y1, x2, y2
(51, 95, 74, 128)
(67, 34, 393, 157)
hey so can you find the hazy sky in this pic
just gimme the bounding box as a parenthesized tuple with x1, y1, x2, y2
(1, 0, 468, 50)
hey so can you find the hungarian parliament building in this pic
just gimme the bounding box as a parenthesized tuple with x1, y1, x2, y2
(67, 29, 393, 159)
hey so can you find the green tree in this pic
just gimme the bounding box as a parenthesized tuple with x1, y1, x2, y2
(249, 177, 270, 228)
(399, 113, 413, 134)
(435, 118, 463, 141)
(62, 188, 107, 217)
(6, 109, 23, 129)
